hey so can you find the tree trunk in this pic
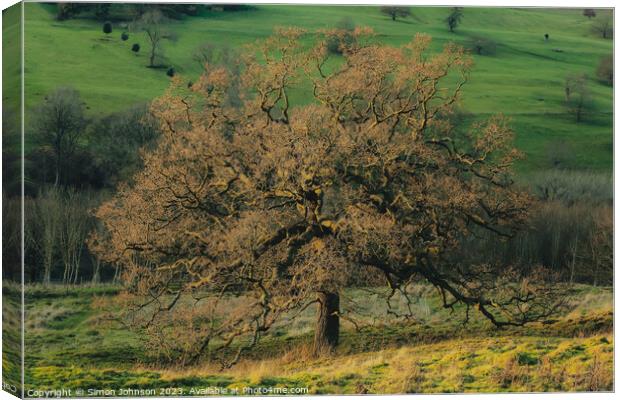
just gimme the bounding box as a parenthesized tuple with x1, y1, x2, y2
(44, 266, 51, 286)
(313, 291, 339, 355)
(91, 259, 101, 285)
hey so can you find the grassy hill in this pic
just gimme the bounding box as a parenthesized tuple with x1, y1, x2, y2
(18, 4, 614, 172)
(18, 283, 613, 394)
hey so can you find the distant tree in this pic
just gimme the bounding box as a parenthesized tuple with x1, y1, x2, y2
(596, 55, 613, 86)
(583, 9, 596, 19)
(469, 36, 496, 55)
(564, 73, 592, 122)
(56, 3, 85, 20)
(446, 7, 463, 33)
(131, 4, 205, 19)
(94, 4, 111, 21)
(326, 17, 356, 55)
(31, 87, 86, 186)
(56, 3, 111, 21)
(121, 32, 129, 41)
(87, 104, 160, 188)
(131, 43, 140, 54)
(137, 9, 166, 67)
(591, 17, 613, 39)
(102, 21, 113, 36)
(166, 67, 175, 77)
(380, 6, 411, 21)
(544, 33, 549, 41)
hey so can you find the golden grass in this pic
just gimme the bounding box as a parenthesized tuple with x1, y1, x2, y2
(154, 332, 612, 394)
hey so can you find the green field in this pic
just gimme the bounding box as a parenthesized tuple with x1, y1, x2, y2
(18, 284, 612, 394)
(18, 4, 614, 173)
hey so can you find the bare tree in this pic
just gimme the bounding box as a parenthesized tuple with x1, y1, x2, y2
(32, 87, 85, 187)
(564, 73, 591, 122)
(59, 190, 92, 285)
(93, 29, 567, 367)
(591, 17, 613, 39)
(137, 9, 166, 68)
(596, 55, 613, 86)
(380, 6, 411, 21)
(35, 187, 62, 285)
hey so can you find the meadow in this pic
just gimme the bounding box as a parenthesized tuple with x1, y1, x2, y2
(18, 4, 614, 173)
(18, 283, 612, 394)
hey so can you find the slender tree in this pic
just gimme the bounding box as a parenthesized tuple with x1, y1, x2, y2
(94, 29, 566, 366)
(564, 73, 591, 122)
(35, 187, 62, 285)
(137, 9, 166, 67)
(446, 7, 463, 33)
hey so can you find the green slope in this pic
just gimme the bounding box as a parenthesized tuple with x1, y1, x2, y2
(22, 4, 613, 172)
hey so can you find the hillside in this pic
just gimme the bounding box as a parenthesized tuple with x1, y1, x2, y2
(19, 4, 614, 172)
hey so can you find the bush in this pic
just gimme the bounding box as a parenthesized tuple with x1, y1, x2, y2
(596, 55, 612, 86)
(469, 36, 497, 55)
(121, 32, 129, 41)
(131, 43, 140, 53)
(102, 21, 112, 35)
(166, 67, 175, 77)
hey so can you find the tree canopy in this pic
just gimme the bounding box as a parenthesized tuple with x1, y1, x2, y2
(94, 28, 565, 367)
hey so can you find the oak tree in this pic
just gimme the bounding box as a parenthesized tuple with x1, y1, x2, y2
(94, 29, 565, 366)
(380, 6, 412, 22)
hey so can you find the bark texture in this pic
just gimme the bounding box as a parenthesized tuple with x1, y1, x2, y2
(313, 291, 340, 355)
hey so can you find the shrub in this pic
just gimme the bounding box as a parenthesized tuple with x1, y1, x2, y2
(131, 43, 140, 53)
(102, 21, 112, 35)
(469, 36, 497, 55)
(596, 55, 612, 86)
(121, 32, 129, 41)
(166, 67, 175, 77)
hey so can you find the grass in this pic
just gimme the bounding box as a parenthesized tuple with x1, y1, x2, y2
(18, 4, 613, 173)
(19, 283, 612, 395)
